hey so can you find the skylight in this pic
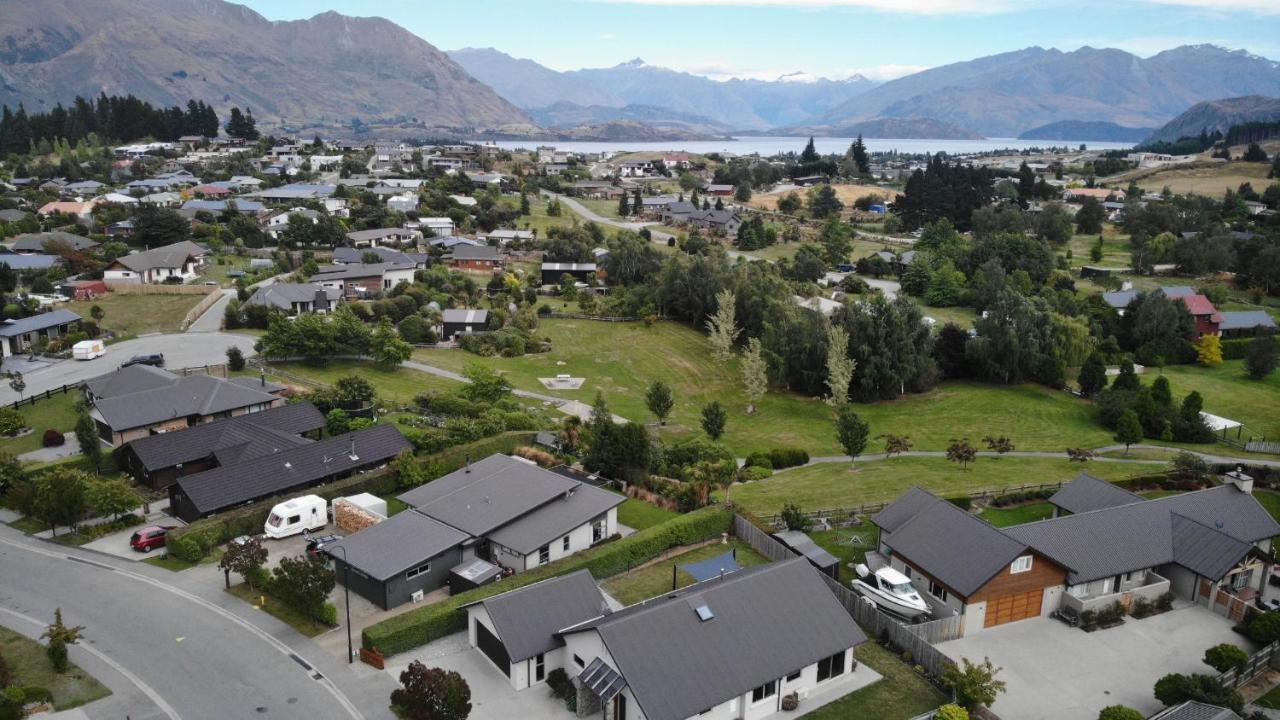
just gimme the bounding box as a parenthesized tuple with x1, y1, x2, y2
(695, 604, 715, 622)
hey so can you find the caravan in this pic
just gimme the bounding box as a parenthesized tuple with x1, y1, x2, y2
(264, 495, 328, 539)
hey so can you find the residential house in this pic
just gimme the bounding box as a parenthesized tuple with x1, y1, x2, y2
(573, 182, 626, 200)
(874, 473, 1279, 636)
(328, 453, 623, 609)
(1218, 311, 1277, 338)
(441, 308, 490, 340)
(37, 200, 98, 224)
(468, 172, 509, 189)
(484, 229, 535, 246)
(1150, 701, 1242, 720)
(541, 262, 598, 286)
(7, 232, 98, 254)
(689, 209, 742, 236)
(103, 241, 206, 284)
(660, 201, 697, 225)
(345, 228, 421, 248)
(419, 217, 455, 238)
(1063, 187, 1125, 203)
(84, 365, 286, 446)
(0, 254, 61, 272)
(387, 194, 418, 213)
(619, 160, 656, 178)
(663, 153, 693, 170)
(792, 295, 843, 317)
(168, 424, 411, 522)
(559, 558, 867, 720)
(140, 192, 182, 208)
(180, 199, 266, 215)
(449, 244, 502, 272)
(246, 183, 338, 205)
(0, 309, 81, 358)
(100, 193, 139, 206)
(311, 262, 417, 299)
(61, 180, 105, 195)
(706, 184, 735, 197)
(245, 283, 343, 316)
(116, 401, 325, 490)
(0, 209, 29, 223)
(263, 207, 321, 239)
(1174, 294, 1224, 339)
(427, 236, 481, 251)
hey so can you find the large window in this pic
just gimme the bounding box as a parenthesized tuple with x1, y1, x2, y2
(1010, 555, 1033, 574)
(817, 650, 846, 682)
(751, 680, 778, 703)
(928, 579, 949, 602)
(406, 562, 431, 579)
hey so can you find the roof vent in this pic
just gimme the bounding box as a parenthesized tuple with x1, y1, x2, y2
(348, 435, 359, 462)
(283, 461, 292, 469)
(695, 604, 715, 622)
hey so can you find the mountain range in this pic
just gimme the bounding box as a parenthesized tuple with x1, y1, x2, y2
(1142, 95, 1280, 144)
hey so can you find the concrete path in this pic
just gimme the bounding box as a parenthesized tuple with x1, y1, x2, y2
(17, 442, 81, 463)
(184, 289, 236, 333)
(401, 359, 629, 423)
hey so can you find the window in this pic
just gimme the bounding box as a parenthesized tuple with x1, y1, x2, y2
(901, 566, 910, 578)
(563, 536, 571, 552)
(287, 514, 301, 525)
(928, 579, 949, 602)
(573, 655, 584, 668)
(817, 650, 846, 682)
(593, 519, 605, 543)
(751, 680, 778, 703)
(1010, 555, 1033, 574)
(786, 670, 801, 682)
(1232, 570, 1252, 590)
(405, 562, 431, 579)
(538, 545, 550, 565)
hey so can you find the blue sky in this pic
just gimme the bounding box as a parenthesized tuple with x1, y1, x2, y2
(239, 0, 1280, 82)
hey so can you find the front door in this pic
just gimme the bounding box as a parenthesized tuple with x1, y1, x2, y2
(612, 693, 627, 720)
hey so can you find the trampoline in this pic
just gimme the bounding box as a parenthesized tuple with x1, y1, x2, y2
(680, 549, 741, 582)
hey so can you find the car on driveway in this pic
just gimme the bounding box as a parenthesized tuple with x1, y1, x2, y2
(121, 353, 165, 368)
(130, 525, 176, 553)
(305, 534, 343, 557)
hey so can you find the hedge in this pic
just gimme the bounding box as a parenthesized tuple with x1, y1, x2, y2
(1221, 338, 1251, 361)
(362, 506, 734, 656)
(167, 431, 536, 562)
(766, 447, 809, 470)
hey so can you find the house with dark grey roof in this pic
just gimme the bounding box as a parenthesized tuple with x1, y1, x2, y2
(463, 570, 604, 691)
(6, 231, 98, 254)
(1218, 310, 1277, 338)
(0, 309, 82, 358)
(448, 244, 502, 271)
(84, 366, 285, 446)
(245, 283, 342, 315)
(326, 508, 470, 611)
(1150, 701, 1242, 720)
(329, 454, 622, 610)
(311, 262, 416, 299)
(875, 472, 1279, 636)
(345, 227, 421, 248)
(541, 262, 597, 286)
(168, 423, 411, 522)
(441, 308, 489, 340)
(116, 402, 325, 490)
(558, 558, 868, 720)
(103, 241, 206, 284)
(331, 246, 423, 267)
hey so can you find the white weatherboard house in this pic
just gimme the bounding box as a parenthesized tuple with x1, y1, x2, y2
(102, 241, 206, 284)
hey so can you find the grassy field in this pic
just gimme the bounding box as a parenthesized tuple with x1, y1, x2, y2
(1067, 226, 1133, 269)
(919, 304, 980, 329)
(411, 318, 1125, 457)
(198, 254, 254, 287)
(809, 527, 880, 584)
(0, 390, 81, 456)
(265, 361, 464, 406)
(601, 540, 768, 606)
(66, 293, 205, 340)
(1159, 360, 1280, 440)
(748, 184, 898, 214)
(728, 456, 1158, 515)
(616, 498, 679, 531)
(979, 502, 1055, 527)
(800, 641, 946, 719)
(1134, 161, 1272, 198)
(0, 625, 111, 710)
(577, 198, 623, 219)
(505, 196, 579, 236)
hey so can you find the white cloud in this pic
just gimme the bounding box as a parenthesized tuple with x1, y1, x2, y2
(669, 61, 930, 82)
(1137, 0, 1280, 13)
(585, 0, 1017, 13)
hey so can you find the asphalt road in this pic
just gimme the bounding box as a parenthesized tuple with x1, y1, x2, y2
(0, 332, 258, 404)
(0, 527, 384, 720)
(185, 289, 237, 333)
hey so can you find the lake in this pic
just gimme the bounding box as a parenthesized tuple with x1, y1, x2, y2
(475, 136, 1134, 156)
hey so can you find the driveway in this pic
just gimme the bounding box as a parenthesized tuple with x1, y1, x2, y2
(939, 604, 1252, 720)
(0, 332, 258, 403)
(184, 289, 236, 333)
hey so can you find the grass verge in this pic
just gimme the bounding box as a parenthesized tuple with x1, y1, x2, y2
(0, 625, 111, 710)
(226, 584, 332, 638)
(616, 498, 679, 531)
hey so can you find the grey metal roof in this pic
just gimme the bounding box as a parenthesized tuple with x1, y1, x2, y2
(0, 309, 81, 338)
(541, 262, 597, 272)
(8, 232, 98, 252)
(326, 509, 468, 581)
(1048, 473, 1143, 514)
(176, 423, 411, 515)
(110, 241, 202, 274)
(772, 530, 839, 570)
(124, 402, 324, 472)
(398, 454, 579, 537)
(467, 570, 604, 662)
(0, 254, 59, 271)
(1150, 701, 1242, 720)
(441, 308, 488, 324)
(311, 262, 415, 281)
(1218, 311, 1276, 331)
(872, 486, 942, 534)
(332, 247, 411, 265)
(1157, 286, 1196, 298)
(346, 227, 413, 242)
(227, 375, 287, 394)
(561, 559, 865, 720)
(450, 244, 500, 261)
(85, 364, 177, 400)
(579, 657, 626, 701)
(93, 374, 281, 432)
(881, 493, 1031, 597)
(1102, 290, 1137, 309)
(246, 283, 341, 310)
(486, 483, 624, 554)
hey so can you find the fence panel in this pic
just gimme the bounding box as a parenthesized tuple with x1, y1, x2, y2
(1217, 640, 1280, 688)
(1246, 440, 1280, 455)
(908, 615, 965, 644)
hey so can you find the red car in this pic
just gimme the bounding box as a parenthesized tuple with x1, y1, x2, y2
(130, 525, 176, 553)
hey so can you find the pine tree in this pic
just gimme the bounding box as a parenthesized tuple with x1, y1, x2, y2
(1077, 351, 1108, 397)
(618, 193, 630, 217)
(850, 134, 870, 174)
(799, 136, 819, 165)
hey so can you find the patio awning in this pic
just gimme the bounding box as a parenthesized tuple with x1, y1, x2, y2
(680, 550, 741, 583)
(580, 657, 626, 701)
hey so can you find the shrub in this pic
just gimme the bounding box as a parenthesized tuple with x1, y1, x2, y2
(937, 705, 969, 720)
(1243, 612, 1280, 644)
(738, 466, 771, 482)
(1097, 706, 1144, 720)
(41, 429, 65, 447)
(1080, 609, 1098, 631)
(1203, 644, 1249, 674)
(0, 409, 25, 437)
(947, 496, 972, 511)
(767, 447, 809, 469)
(1153, 673, 1243, 713)
(781, 693, 799, 712)
(1156, 591, 1174, 612)
(743, 453, 773, 470)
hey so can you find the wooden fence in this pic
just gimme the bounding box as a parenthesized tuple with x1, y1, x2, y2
(3, 382, 81, 410)
(544, 313, 639, 322)
(1217, 640, 1280, 688)
(732, 515, 958, 681)
(907, 614, 966, 644)
(1246, 440, 1280, 455)
(179, 289, 224, 330)
(104, 283, 218, 295)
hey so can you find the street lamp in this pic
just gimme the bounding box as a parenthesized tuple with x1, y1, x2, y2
(8, 372, 25, 402)
(327, 544, 353, 664)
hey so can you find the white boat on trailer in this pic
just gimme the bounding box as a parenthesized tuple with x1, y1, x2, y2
(851, 564, 931, 620)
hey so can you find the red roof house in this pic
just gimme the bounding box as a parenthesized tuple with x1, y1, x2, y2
(1174, 294, 1223, 338)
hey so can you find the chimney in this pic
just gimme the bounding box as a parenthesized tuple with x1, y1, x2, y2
(1224, 465, 1253, 495)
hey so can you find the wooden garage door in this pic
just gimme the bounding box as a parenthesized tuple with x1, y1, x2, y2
(984, 588, 1044, 628)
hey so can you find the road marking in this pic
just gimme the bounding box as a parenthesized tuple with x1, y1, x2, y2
(0, 535, 365, 720)
(0, 606, 182, 720)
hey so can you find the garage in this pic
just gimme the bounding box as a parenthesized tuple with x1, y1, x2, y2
(474, 617, 511, 677)
(984, 589, 1043, 628)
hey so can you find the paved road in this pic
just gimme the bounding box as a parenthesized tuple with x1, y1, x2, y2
(0, 332, 258, 404)
(184, 289, 237, 333)
(0, 526, 392, 720)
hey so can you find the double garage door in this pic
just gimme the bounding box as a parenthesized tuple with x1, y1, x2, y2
(984, 588, 1044, 628)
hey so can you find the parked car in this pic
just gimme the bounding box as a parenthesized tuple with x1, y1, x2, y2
(305, 533, 343, 557)
(1259, 597, 1280, 613)
(130, 525, 176, 553)
(121, 353, 164, 368)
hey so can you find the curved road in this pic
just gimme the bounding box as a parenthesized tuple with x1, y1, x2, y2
(0, 526, 387, 720)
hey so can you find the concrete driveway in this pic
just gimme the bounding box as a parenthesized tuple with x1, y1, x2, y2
(0, 331, 258, 403)
(939, 603, 1253, 720)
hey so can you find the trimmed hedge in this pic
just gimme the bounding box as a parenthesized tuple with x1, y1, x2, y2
(1220, 338, 1251, 361)
(766, 447, 809, 470)
(362, 506, 733, 656)
(167, 431, 536, 562)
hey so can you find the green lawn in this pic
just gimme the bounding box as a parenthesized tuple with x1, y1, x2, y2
(616, 498, 680, 531)
(198, 254, 254, 287)
(65, 293, 206, 340)
(800, 641, 946, 719)
(142, 546, 224, 572)
(505, 196, 579, 236)
(1255, 682, 1280, 709)
(266, 361, 464, 406)
(1067, 227, 1132, 269)
(0, 390, 81, 456)
(410, 318, 1120, 457)
(601, 540, 768, 606)
(920, 304, 979, 329)
(729, 456, 1158, 515)
(226, 584, 332, 637)
(808, 527, 880, 584)
(1253, 490, 1280, 524)
(0, 625, 111, 710)
(577, 198, 622, 219)
(979, 502, 1055, 527)
(1159, 360, 1280, 440)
